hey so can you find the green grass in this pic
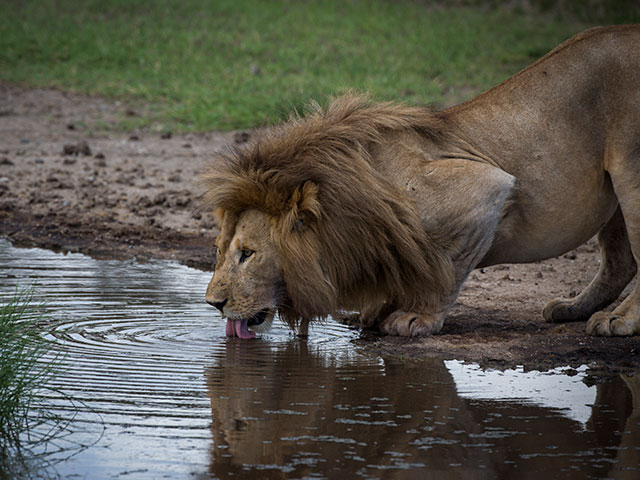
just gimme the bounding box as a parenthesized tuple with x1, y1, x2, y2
(0, 0, 638, 131)
(0, 288, 59, 452)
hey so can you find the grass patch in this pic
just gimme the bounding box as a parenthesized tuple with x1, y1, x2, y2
(0, 0, 638, 131)
(0, 288, 60, 454)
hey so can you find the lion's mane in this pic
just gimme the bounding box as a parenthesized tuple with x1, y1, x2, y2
(202, 94, 455, 327)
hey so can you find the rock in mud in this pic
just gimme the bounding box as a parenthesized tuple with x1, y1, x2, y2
(234, 131, 250, 144)
(63, 141, 92, 156)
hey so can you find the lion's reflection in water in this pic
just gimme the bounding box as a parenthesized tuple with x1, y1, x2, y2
(204, 340, 639, 479)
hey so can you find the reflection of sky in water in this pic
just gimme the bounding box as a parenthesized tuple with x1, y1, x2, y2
(446, 361, 595, 425)
(0, 239, 636, 479)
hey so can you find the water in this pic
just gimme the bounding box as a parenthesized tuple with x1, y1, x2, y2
(1, 239, 638, 479)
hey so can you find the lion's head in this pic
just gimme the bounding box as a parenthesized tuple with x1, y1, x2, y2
(205, 208, 283, 339)
(201, 94, 454, 337)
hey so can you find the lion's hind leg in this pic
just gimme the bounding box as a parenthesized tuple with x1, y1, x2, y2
(587, 146, 640, 336)
(587, 290, 640, 336)
(543, 207, 636, 324)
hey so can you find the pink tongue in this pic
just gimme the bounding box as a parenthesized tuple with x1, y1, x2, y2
(225, 318, 256, 339)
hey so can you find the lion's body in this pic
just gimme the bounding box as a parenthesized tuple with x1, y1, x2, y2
(204, 25, 640, 337)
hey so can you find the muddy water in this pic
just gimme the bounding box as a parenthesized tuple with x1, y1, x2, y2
(1, 239, 638, 479)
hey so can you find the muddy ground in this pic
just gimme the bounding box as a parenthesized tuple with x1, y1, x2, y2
(1, 83, 638, 373)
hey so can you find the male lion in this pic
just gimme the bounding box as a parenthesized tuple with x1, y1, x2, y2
(202, 25, 640, 338)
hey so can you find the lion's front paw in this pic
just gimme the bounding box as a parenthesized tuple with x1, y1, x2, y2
(586, 311, 639, 336)
(380, 310, 444, 337)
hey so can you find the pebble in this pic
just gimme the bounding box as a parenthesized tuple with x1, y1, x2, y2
(234, 131, 250, 144)
(63, 141, 92, 156)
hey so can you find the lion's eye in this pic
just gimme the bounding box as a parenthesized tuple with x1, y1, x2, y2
(239, 249, 255, 263)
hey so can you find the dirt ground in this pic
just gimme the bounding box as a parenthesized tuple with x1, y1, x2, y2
(1, 83, 638, 372)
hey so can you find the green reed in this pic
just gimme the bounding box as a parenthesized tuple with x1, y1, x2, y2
(0, 288, 60, 452)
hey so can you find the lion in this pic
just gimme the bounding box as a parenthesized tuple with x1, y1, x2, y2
(202, 25, 640, 338)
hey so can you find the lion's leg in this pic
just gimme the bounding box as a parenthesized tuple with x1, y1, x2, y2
(297, 318, 309, 337)
(587, 152, 640, 336)
(543, 207, 636, 323)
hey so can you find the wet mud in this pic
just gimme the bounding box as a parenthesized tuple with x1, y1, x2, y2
(1, 83, 639, 371)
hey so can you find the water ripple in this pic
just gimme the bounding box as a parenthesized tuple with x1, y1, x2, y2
(2, 239, 638, 480)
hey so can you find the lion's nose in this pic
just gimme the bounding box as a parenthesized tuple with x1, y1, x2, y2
(207, 298, 228, 314)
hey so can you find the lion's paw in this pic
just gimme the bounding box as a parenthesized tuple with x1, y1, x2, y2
(380, 310, 444, 337)
(543, 298, 585, 323)
(586, 311, 639, 336)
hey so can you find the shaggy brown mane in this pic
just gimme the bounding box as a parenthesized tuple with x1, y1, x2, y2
(201, 94, 455, 326)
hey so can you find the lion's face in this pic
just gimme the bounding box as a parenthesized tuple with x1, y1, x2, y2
(205, 209, 283, 339)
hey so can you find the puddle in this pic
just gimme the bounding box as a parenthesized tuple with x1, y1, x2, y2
(1, 239, 638, 479)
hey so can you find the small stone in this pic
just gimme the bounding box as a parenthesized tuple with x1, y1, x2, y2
(63, 157, 77, 165)
(234, 131, 250, 144)
(94, 152, 105, 159)
(34, 158, 44, 164)
(62, 141, 92, 156)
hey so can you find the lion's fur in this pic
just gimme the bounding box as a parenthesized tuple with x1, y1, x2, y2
(203, 25, 640, 338)
(202, 95, 455, 326)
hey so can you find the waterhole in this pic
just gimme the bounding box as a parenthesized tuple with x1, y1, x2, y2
(1, 239, 638, 479)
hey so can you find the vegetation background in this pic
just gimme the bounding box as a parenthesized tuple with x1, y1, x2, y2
(1, 0, 639, 131)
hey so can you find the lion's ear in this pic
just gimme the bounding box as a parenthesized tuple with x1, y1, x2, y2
(285, 181, 320, 232)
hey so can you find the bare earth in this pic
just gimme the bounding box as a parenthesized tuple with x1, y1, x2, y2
(1, 83, 638, 372)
